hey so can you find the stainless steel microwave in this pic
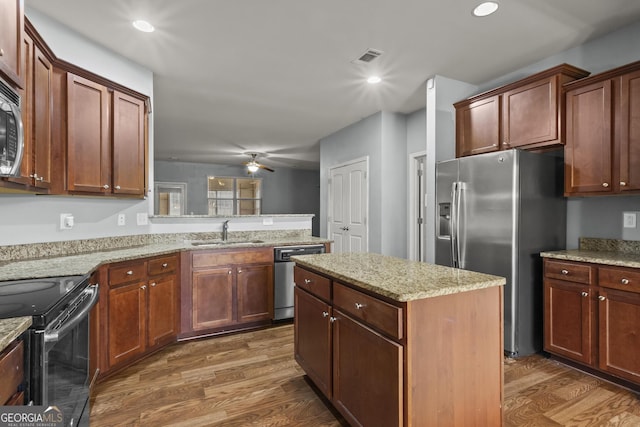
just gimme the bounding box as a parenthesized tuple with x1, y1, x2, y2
(0, 75, 24, 177)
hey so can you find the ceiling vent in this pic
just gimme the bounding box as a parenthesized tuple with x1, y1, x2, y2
(352, 48, 384, 64)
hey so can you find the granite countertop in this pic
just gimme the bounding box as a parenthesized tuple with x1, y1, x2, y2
(291, 252, 505, 302)
(0, 317, 32, 354)
(0, 236, 330, 282)
(541, 237, 640, 268)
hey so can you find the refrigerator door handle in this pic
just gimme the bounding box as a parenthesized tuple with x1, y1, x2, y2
(456, 182, 466, 269)
(450, 182, 459, 268)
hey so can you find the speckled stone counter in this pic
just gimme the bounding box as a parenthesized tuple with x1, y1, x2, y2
(291, 252, 505, 302)
(0, 317, 31, 353)
(541, 237, 640, 268)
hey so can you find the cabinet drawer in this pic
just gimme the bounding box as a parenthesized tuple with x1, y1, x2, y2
(109, 263, 146, 286)
(333, 282, 403, 340)
(544, 259, 594, 284)
(294, 266, 331, 302)
(148, 255, 178, 276)
(0, 340, 24, 405)
(192, 248, 273, 268)
(599, 266, 640, 293)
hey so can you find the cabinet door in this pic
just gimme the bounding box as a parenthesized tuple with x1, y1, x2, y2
(237, 264, 273, 323)
(332, 310, 403, 427)
(294, 287, 332, 398)
(502, 76, 558, 149)
(565, 80, 613, 195)
(148, 275, 178, 348)
(8, 31, 32, 186)
(0, 0, 23, 88)
(598, 288, 640, 383)
(619, 70, 640, 192)
(67, 73, 110, 194)
(113, 91, 145, 196)
(456, 95, 500, 157)
(543, 279, 595, 365)
(108, 282, 147, 367)
(192, 267, 234, 330)
(31, 45, 53, 189)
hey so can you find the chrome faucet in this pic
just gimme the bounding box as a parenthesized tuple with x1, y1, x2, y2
(222, 220, 229, 241)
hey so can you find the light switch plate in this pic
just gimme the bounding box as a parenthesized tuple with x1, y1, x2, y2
(137, 212, 149, 225)
(623, 212, 637, 228)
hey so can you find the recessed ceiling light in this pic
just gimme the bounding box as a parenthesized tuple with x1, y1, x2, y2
(133, 19, 155, 33)
(473, 1, 499, 17)
(367, 76, 382, 84)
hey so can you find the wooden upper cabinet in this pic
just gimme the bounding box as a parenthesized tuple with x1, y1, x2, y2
(67, 73, 110, 194)
(454, 64, 589, 158)
(9, 31, 32, 187)
(456, 95, 500, 157)
(564, 80, 613, 195)
(113, 91, 145, 196)
(619, 69, 640, 192)
(0, 0, 24, 88)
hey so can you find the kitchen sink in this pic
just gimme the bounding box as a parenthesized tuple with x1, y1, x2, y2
(191, 240, 264, 246)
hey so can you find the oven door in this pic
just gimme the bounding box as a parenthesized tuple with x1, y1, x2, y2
(34, 284, 99, 427)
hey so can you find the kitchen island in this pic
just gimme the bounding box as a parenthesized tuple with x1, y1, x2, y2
(292, 252, 505, 427)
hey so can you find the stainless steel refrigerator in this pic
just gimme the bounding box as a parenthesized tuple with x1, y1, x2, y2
(435, 149, 566, 357)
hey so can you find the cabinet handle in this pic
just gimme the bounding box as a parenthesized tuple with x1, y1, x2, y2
(322, 311, 329, 317)
(561, 269, 569, 275)
(620, 181, 627, 187)
(602, 182, 609, 188)
(355, 302, 364, 310)
(581, 291, 588, 297)
(329, 317, 337, 323)
(304, 279, 312, 284)
(103, 184, 110, 189)
(126, 270, 133, 275)
(141, 285, 147, 290)
(228, 270, 232, 275)
(151, 282, 156, 287)
(38, 176, 44, 182)
(238, 269, 242, 273)
(162, 263, 168, 268)
(29, 173, 39, 179)
(621, 278, 630, 285)
(115, 185, 121, 190)
(598, 295, 606, 301)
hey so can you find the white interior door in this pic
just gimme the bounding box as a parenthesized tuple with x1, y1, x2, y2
(408, 152, 427, 261)
(329, 159, 368, 253)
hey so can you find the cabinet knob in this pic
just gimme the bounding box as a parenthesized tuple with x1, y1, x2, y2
(238, 269, 242, 273)
(38, 176, 44, 182)
(621, 278, 630, 285)
(29, 173, 38, 179)
(141, 285, 147, 290)
(115, 185, 121, 190)
(598, 295, 606, 301)
(620, 181, 627, 187)
(329, 316, 337, 323)
(151, 282, 156, 287)
(561, 269, 569, 275)
(103, 184, 110, 189)
(322, 311, 329, 318)
(0, 49, 4, 56)
(162, 263, 168, 268)
(355, 302, 364, 310)
(228, 270, 232, 275)
(581, 291, 588, 297)
(126, 270, 133, 275)
(304, 279, 312, 284)
(602, 182, 609, 188)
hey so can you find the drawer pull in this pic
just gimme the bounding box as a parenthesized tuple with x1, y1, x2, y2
(322, 311, 329, 318)
(621, 181, 627, 186)
(602, 182, 609, 188)
(621, 278, 630, 285)
(581, 291, 588, 297)
(162, 263, 168, 268)
(228, 270, 232, 275)
(141, 285, 147, 290)
(598, 295, 606, 301)
(304, 279, 312, 284)
(561, 269, 569, 275)
(126, 270, 134, 275)
(151, 282, 156, 287)
(355, 302, 364, 310)
(238, 269, 242, 274)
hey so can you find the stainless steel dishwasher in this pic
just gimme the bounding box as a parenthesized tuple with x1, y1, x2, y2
(273, 245, 325, 320)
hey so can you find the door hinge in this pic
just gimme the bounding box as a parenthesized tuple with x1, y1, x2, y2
(417, 217, 423, 225)
(417, 169, 423, 177)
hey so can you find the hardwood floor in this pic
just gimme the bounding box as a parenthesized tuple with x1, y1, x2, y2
(90, 324, 639, 426)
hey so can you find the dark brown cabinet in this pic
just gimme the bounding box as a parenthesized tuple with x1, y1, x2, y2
(112, 90, 145, 196)
(564, 60, 640, 196)
(544, 258, 640, 387)
(0, 0, 24, 88)
(0, 339, 24, 405)
(455, 64, 589, 157)
(181, 248, 273, 338)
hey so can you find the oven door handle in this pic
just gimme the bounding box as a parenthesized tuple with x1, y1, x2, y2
(44, 284, 99, 343)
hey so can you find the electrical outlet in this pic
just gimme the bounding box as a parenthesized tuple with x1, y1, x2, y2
(623, 212, 637, 229)
(262, 217, 274, 225)
(60, 213, 74, 230)
(117, 213, 126, 226)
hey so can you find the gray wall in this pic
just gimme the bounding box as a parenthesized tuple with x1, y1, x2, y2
(154, 160, 321, 235)
(319, 111, 408, 257)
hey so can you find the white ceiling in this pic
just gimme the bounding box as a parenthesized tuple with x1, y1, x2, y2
(25, 0, 640, 171)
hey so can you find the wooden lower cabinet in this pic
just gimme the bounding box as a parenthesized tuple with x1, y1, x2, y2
(181, 247, 274, 338)
(0, 339, 24, 405)
(544, 258, 640, 387)
(108, 280, 146, 367)
(294, 265, 503, 427)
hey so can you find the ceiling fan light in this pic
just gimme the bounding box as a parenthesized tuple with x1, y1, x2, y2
(473, 1, 499, 17)
(247, 163, 259, 173)
(133, 19, 155, 32)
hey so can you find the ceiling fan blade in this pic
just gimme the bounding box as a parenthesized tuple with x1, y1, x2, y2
(259, 164, 275, 172)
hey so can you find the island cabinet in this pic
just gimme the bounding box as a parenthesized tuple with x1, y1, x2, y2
(544, 258, 640, 387)
(454, 64, 589, 157)
(564, 60, 640, 196)
(0, 338, 24, 405)
(293, 258, 504, 427)
(0, 0, 24, 89)
(101, 254, 179, 376)
(179, 247, 274, 339)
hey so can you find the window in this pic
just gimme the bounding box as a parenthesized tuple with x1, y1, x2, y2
(207, 176, 262, 215)
(154, 182, 187, 215)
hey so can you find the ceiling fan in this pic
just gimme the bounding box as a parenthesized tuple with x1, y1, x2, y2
(243, 153, 274, 173)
